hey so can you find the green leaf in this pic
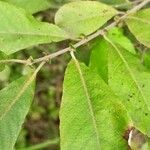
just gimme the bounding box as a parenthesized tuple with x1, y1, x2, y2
(90, 38, 109, 82)
(60, 60, 131, 149)
(0, 1, 68, 55)
(0, 75, 35, 149)
(90, 27, 135, 82)
(126, 9, 150, 48)
(0, 65, 10, 81)
(105, 36, 150, 136)
(99, 0, 129, 5)
(107, 27, 136, 54)
(0, 51, 5, 71)
(55, 1, 118, 38)
(1, 0, 51, 14)
(143, 50, 150, 70)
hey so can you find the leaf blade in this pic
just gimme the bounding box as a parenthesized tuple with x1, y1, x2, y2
(90, 27, 135, 82)
(55, 1, 118, 38)
(104, 36, 150, 135)
(1, 0, 51, 14)
(99, 0, 129, 5)
(60, 60, 131, 149)
(126, 9, 150, 48)
(0, 51, 6, 71)
(0, 75, 35, 150)
(0, 1, 68, 55)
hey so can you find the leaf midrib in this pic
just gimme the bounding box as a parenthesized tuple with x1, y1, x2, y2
(71, 56, 101, 148)
(0, 31, 66, 38)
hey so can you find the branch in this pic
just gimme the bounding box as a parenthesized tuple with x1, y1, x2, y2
(0, 0, 149, 65)
(32, 0, 150, 64)
(0, 59, 31, 65)
(126, 0, 150, 14)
